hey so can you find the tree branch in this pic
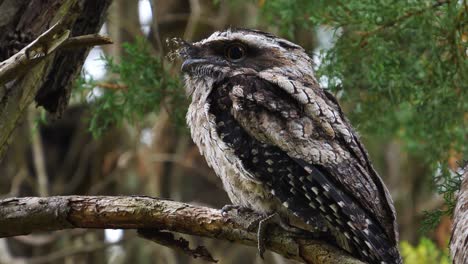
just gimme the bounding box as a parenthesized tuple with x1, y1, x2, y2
(0, 21, 112, 87)
(0, 196, 363, 264)
(0, 20, 69, 87)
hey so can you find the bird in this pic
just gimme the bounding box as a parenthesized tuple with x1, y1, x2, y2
(175, 28, 402, 264)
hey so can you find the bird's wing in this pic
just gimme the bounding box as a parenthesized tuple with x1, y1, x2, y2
(210, 73, 400, 263)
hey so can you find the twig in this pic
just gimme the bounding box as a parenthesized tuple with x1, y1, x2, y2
(138, 229, 217, 263)
(0, 196, 363, 264)
(61, 34, 113, 50)
(94, 82, 128, 91)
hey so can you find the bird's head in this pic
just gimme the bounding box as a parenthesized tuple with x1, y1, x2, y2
(173, 29, 315, 96)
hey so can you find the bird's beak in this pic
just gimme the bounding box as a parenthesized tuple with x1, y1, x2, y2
(181, 58, 209, 73)
(169, 37, 228, 75)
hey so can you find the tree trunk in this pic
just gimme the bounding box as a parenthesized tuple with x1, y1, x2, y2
(0, 0, 112, 159)
(450, 164, 468, 264)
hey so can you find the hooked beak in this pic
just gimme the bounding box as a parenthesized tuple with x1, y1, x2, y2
(169, 37, 229, 75)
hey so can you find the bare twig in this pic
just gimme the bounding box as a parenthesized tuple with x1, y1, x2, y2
(61, 34, 113, 50)
(94, 82, 128, 91)
(0, 196, 363, 264)
(138, 229, 217, 263)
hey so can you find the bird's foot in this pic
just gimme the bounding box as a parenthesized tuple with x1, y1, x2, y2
(248, 214, 325, 258)
(245, 213, 281, 259)
(221, 204, 253, 217)
(221, 207, 310, 258)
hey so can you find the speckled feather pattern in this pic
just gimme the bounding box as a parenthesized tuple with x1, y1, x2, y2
(182, 28, 402, 264)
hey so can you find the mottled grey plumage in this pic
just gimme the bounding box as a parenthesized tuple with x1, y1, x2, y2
(178, 29, 402, 264)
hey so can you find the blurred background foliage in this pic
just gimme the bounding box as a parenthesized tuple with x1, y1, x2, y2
(0, 0, 466, 263)
(401, 237, 451, 264)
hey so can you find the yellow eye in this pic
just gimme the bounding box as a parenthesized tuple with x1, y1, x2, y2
(225, 44, 246, 62)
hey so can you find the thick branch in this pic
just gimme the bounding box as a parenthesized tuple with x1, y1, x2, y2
(0, 196, 363, 264)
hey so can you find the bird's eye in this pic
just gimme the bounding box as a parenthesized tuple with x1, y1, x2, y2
(225, 44, 246, 62)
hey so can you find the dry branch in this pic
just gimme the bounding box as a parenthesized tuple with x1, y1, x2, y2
(0, 196, 363, 264)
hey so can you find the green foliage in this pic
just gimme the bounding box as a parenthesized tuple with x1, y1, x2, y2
(75, 39, 187, 137)
(258, 0, 467, 225)
(401, 237, 451, 264)
(422, 163, 464, 232)
(260, 0, 318, 38)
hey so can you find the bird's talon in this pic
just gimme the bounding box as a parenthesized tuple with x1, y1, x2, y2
(221, 204, 252, 217)
(256, 213, 278, 258)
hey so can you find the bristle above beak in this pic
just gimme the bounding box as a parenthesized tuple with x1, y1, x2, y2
(166, 37, 195, 61)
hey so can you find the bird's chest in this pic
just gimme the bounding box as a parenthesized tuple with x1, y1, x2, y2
(187, 98, 277, 214)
